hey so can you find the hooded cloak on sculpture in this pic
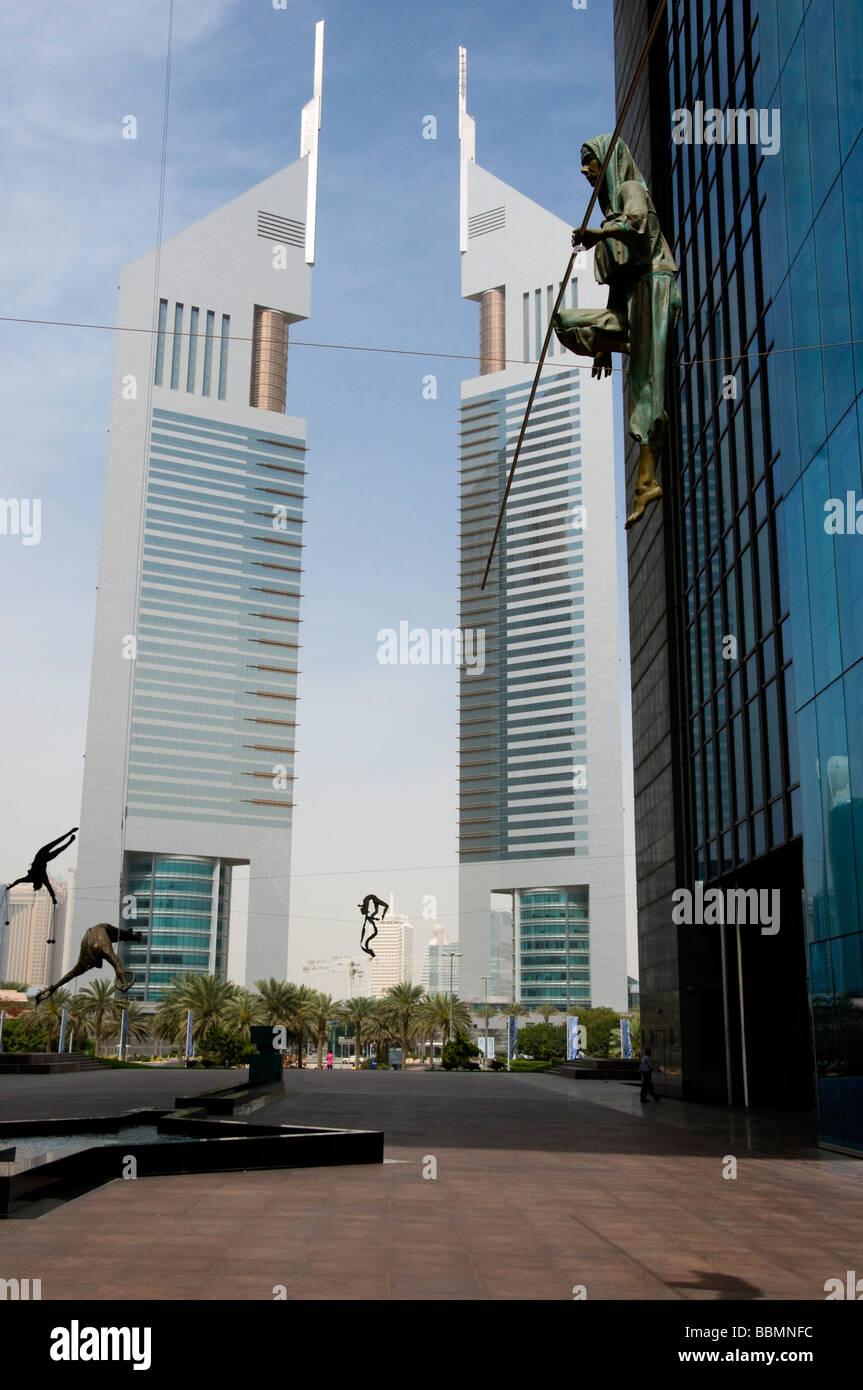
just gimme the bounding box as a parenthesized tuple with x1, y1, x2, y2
(554, 134, 681, 451)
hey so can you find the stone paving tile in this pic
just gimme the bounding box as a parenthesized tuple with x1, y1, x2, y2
(3, 1069, 862, 1301)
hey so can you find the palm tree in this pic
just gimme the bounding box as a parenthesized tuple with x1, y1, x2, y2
(38, 989, 72, 1050)
(534, 1000, 563, 1025)
(419, 992, 471, 1062)
(307, 992, 341, 1069)
(253, 979, 317, 1066)
(290, 984, 320, 1066)
(224, 988, 265, 1038)
(107, 1000, 152, 1056)
(78, 979, 118, 1057)
(153, 998, 187, 1050)
(416, 994, 439, 1067)
(503, 1001, 530, 1019)
(254, 978, 298, 1025)
(338, 996, 378, 1069)
(368, 998, 400, 1067)
(384, 982, 425, 1067)
(172, 973, 237, 1040)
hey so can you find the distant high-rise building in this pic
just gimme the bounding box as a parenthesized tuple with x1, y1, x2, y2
(368, 913, 414, 998)
(456, 48, 636, 1013)
(3, 882, 66, 987)
(420, 923, 460, 994)
(70, 25, 324, 1002)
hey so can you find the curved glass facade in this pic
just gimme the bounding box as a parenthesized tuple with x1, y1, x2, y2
(120, 853, 231, 1002)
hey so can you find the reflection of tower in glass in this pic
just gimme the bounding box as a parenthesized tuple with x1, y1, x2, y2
(421, 923, 458, 993)
(826, 756, 855, 936)
(489, 906, 513, 998)
(70, 25, 325, 1001)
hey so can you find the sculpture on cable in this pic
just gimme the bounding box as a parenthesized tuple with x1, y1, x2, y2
(553, 135, 681, 530)
(35, 924, 143, 1004)
(357, 894, 388, 959)
(4, 827, 78, 929)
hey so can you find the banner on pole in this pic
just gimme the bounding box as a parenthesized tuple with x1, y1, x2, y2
(620, 1017, 633, 1060)
(119, 1007, 130, 1061)
(567, 1015, 580, 1061)
(508, 1014, 517, 1060)
(58, 1008, 68, 1054)
(185, 1009, 194, 1061)
(0, 1010, 6, 1053)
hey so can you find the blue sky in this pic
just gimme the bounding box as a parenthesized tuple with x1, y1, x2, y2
(0, 0, 623, 985)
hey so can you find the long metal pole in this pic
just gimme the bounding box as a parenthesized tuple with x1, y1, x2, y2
(480, 0, 667, 590)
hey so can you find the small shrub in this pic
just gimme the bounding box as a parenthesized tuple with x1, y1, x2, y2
(441, 1030, 481, 1070)
(1, 1015, 50, 1053)
(200, 1024, 255, 1068)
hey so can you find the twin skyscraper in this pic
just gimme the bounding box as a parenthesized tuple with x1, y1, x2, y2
(68, 32, 634, 1013)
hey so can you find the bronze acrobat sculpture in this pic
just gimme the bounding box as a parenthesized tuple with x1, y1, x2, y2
(358, 894, 388, 959)
(4, 827, 78, 928)
(35, 923, 142, 1004)
(553, 135, 681, 530)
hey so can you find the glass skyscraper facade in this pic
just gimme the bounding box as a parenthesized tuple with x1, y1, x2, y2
(518, 888, 590, 1009)
(121, 854, 231, 1001)
(460, 364, 588, 864)
(131, 408, 302, 831)
(616, 0, 862, 1151)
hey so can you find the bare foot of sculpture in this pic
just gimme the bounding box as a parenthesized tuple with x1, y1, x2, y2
(625, 482, 663, 529)
(625, 443, 663, 530)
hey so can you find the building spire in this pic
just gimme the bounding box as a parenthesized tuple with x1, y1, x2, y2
(301, 19, 325, 265)
(458, 46, 476, 254)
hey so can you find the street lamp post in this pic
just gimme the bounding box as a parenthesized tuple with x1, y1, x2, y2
(442, 949, 462, 1064)
(480, 976, 490, 1070)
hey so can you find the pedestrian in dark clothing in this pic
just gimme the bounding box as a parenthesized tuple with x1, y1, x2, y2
(639, 1046, 661, 1102)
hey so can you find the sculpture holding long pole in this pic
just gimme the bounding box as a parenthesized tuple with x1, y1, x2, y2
(481, 1, 672, 589)
(555, 134, 681, 531)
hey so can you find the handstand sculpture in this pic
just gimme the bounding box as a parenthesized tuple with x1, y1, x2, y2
(4, 827, 78, 927)
(554, 135, 681, 530)
(35, 923, 142, 1004)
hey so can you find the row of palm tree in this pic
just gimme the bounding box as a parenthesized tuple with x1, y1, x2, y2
(30, 971, 602, 1064)
(34, 980, 150, 1056)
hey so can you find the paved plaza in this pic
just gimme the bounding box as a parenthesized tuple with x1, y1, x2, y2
(1, 1068, 861, 1300)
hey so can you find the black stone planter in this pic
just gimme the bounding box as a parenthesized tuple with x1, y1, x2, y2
(0, 1106, 383, 1217)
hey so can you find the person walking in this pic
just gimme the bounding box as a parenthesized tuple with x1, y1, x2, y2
(639, 1046, 660, 1103)
(326, 1051, 333, 1070)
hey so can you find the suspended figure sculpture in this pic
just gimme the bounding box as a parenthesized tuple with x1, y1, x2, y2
(553, 135, 681, 530)
(358, 894, 388, 959)
(4, 827, 78, 931)
(35, 923, 142, 1004)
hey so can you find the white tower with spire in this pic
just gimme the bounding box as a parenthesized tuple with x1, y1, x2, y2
(456, 49, 636, 1014)
(70, 23, 325, 999)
